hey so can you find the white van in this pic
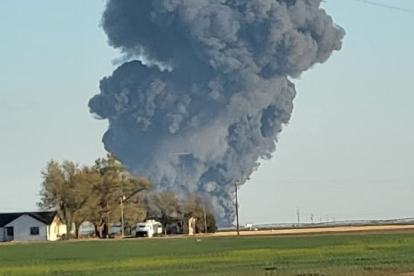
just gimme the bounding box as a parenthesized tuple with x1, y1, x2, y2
(134, 220, 163, 238)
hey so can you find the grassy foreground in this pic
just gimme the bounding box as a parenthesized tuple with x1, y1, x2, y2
(1, 233, 414, 276)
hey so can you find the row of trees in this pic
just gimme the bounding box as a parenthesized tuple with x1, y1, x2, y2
(38, 154, 216, 239)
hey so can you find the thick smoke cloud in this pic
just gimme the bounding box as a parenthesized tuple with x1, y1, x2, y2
(89, 0, 344, 226)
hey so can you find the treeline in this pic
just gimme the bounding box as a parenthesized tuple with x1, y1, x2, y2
(38, 154, 216, 239)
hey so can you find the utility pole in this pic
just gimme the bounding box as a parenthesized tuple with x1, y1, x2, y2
(120, 196, 125, 237)
(296, 207, 300, 226)
(235, 182, 240, 236)
(203, 203, 207, 234)
(120, 174, 125, 238)
(310, 213, 314, 224)
(106, 202, 110, 239)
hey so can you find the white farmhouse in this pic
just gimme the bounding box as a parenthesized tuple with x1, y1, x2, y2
(0, 211, 66, 243)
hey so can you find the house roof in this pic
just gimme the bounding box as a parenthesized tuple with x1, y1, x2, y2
(0, 211, 58, 227)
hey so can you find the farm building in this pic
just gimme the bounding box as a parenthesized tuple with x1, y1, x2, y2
(0, 211, 66, 242)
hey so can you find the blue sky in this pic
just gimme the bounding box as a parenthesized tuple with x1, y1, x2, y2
(0, 0, 413, 224)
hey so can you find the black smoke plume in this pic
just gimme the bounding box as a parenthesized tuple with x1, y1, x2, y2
(89, 0, 344, 226)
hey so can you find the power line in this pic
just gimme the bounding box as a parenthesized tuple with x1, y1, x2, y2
(347, 0, 414, 14)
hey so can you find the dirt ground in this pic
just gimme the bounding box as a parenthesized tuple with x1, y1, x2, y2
(212, 224, 414, 237)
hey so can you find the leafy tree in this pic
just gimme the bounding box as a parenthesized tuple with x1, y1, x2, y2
(39, 155, 150, 239)
(38, 160, 93, 238)
(111, 199, 147, 235)
(204, 212, 217, 233)
(91, 154, 150, 238)
(39, 155, 219, 239)
(182, 194, 217, 233)
(146, 191, 182, 234)
(70, 166, 101, 238)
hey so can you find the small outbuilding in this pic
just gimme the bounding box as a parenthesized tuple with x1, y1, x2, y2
(0, 211, 66, 243)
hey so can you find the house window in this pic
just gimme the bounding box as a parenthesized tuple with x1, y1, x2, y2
(6, 227, 14, 236)
(30, 227, 40, 236)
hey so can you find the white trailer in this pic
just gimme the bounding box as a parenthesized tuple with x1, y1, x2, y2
(134, 220, 162, 238)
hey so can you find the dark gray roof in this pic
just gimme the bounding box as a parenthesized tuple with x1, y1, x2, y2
(0, 211, 57, 227)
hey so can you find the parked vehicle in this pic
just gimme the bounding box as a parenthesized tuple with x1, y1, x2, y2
(133, 220, 162, 238)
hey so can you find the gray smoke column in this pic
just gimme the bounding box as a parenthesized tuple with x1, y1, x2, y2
(89, 0, 345, 226)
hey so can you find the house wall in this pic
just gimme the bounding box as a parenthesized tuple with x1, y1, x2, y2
(0, 227, 14, 242)
(47, 217, 67, 241)
(5, 215, 47, 242)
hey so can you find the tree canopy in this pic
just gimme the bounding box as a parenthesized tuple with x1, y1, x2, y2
(39, 154, 217, 239)
(39, 154, 149, 238)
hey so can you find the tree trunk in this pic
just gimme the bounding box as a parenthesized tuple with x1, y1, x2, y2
(106, 202, 110, 239)
(203, 205, 207, 234)
(66, 219, 73, 240)
(74, 222, 81, 239)
(162, 215, 168, 236)
(61, 208, 71, 240)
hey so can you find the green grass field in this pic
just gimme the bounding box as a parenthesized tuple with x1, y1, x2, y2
(1, 232, 414, 276)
